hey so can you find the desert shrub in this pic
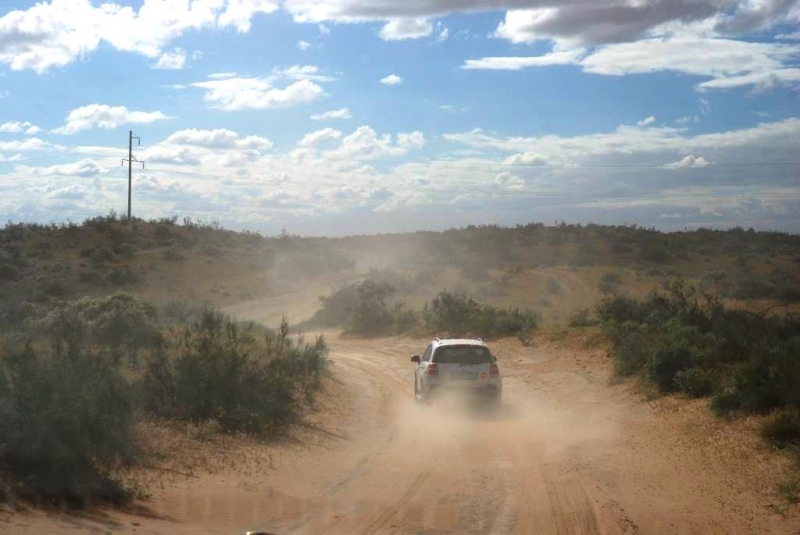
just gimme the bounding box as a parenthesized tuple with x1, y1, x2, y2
(0, 330, 138, 504)
(306, 283, 361, 328)
(760, 408, 800, 449)
(538, 298, 552, 308)
(674, 367, 719, 398)
(0, 263, 19, 280)
(422, 291, 537, 339)
(143, 313, 326, 435)
(546, 276, 563, 295)
(346, 280, 395, 335)
(723, 338, 800, 413)
(647, 322, 719, 393)
(392, 303, 420, 333)
(606, 321, 652, 376)
(82, 246, 115, 268)
(461, 262, 489, 281)
(599, 271, 622, 294)
(569, 309, 597, 328)
(161, 245, 186, 262)
(105, 266, 139, 286)
(39, 294, 162, 365)
(732, 269, 800, 302)
(640, 244, 672, 263)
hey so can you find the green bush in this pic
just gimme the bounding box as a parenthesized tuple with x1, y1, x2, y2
(606, 321, 652, 376)
(674, 367, 719, 398)
(0, 329, 138, 504)
(569, 309, 597, 328)
(648, 322, 719, 393)
(105, 266, 139, 286)
(40, 294, 162, 365)
(546, 276, 563, 295)
(144, 312, 327, 435)
(346, 280, 395, 335)
(760, 408, 800, 449)
(422, 291, 537, 340)
(161, 245, 186, 262)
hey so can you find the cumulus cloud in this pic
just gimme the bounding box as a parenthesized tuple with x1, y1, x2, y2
(192, 76, 324, 110)
(52, 104, 168, 135)
(0, 138, 56, 151)
(0, 0, 278, 73)
(297, 39, 312, 50)
(665, 155, 711, 168)
(310, 107, 353, 120)
(379, 17, 433, 40)
(299, 127, 342, 146)
(164, 129, 273, 150)
(638, 116, 656, 126)
(380, 74, 403, 85)
(20, 158, 106, 178)
(153, 48, 187, 70)
(324, 126, 424, 160)
(0, 121, 42, 135)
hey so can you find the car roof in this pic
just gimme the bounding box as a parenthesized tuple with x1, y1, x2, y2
(432, 338, 487, 348)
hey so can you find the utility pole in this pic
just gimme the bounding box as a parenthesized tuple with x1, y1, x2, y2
(122, 130, 144, 221)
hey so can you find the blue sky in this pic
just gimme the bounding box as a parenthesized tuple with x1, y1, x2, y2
(0, 0, 798, 235)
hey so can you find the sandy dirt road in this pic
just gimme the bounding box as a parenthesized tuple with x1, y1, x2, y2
(6, 319, 799, 533)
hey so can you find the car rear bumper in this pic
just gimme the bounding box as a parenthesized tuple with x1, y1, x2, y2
(427, 382, 501, 397)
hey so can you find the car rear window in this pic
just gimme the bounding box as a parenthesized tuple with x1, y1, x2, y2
(433, 346, 493, 364)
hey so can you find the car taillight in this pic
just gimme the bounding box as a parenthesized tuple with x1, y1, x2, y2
(490, 363, 499, 377)
(428, 363, 438, 377)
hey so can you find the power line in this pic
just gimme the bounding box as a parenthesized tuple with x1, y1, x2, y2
(121, 131, 145, 220)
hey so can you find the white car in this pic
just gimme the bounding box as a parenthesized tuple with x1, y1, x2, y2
(411, 338, 502, 404)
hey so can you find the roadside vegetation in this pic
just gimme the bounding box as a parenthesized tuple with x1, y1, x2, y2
(0, 293, 326, 506)
(304, 281, 538, 342)
(596, 279, 800, 497)
(2, 216, 799, 506)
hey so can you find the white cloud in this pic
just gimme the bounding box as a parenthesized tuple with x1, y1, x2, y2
(0, 138, 55, 151)
(464, 37, 800, 93)
(0, 121, 42, 135)
(279, 65, 336, 82)
(299, 127, 342, 146)
(380, 74, 403, 85)
(494, 171, 525, 191)
(675, 115, 699, 124)
(665, 155, 711, 169)
(297, 39, 312, 50)
(52, 104, 168, 135)
(445, 118, 800, 164)
(637, 116, 656, 127)
(20, 158, 106, 178)
(208, 72, 238, 79)
(379, 17, 433, 41)
(324, 126, 424, 160)
(0, 0, 278, 73)
(436, 22, 449, 42)
(310, 107, 353, 121)
(192, 76, 324, 110)
(283, 0, 798, 44)
(462, 49, 585, 70)
(397, 131, 425, 150)
(164, 129, 273, 150)
(153, 48, 187, 70)
(581, 38, 800, 91)
(776, 31, 800, 40)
